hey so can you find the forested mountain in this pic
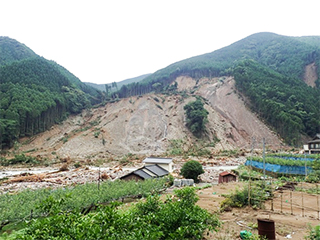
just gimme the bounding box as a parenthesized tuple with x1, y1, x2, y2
(233, 60, 320, 144)
(114, 32, 320, 145)
(0, 37, 37, 64)
(0, 37, 103, 148)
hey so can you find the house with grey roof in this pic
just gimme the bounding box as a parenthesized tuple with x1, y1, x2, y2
(143, 157, 173, 172)
(120, 164, 169, 181)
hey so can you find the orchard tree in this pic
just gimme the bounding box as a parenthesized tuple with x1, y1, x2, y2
(180, 160, 204, 183)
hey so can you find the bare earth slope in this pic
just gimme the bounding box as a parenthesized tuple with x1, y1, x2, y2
(303, 62, 318, 87)
(197, 76, 281, 149)
(18, 76, 282, 160)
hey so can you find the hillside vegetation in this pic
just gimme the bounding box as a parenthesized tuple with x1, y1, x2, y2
(234, 60, 320, 145)
(0, 37, 103, 148)
(142, 32, 320, 85)
(0, 37, 37, 64)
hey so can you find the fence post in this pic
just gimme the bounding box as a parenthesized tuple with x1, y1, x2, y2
(301, 182, 304, 217)
(290, 191, 293, 215)
(280, 191, 283, 213)
(317, 184, 319, 220)
(270, 180, 274, 211)
(248, 180, 251, 207)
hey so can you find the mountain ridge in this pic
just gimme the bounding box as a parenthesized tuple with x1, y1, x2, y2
(84, 73, 151, 92)
(141, 32, 320, 85)
(0, 36, 38, 65)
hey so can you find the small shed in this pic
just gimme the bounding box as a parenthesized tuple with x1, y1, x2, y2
(120, 164, 169, 181)
(218, 171, 237, 184)
(143, 157, 173, 172)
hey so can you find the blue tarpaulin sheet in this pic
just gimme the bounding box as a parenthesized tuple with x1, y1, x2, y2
(245, 160, 312, 175)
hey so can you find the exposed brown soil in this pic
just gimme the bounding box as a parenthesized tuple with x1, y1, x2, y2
(304, 62, 318, 87)
(197, 77, 281, 149)
(13, 76, 282, 162)
(196, 182, 320, 240)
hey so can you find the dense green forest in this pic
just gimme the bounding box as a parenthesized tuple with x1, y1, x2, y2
(233, 60, 320, 145)
(0, 37, 103, 148)
(113, 32, 320, 145)
(115, 33, 320, 98)
(0, 37, 37, 64)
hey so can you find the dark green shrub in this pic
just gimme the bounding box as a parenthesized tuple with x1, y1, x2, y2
(180, 160, 204, 182)
(220, 181, 272, 210)
(0, 154, 39, 166)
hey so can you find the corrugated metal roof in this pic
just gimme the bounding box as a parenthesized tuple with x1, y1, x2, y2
(145, 164, 168, 177)
(143, 157, 173, 164)
(120, 164, 169, 180)
(134, 169, 153, 179)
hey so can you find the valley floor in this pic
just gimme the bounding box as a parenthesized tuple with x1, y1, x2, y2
(1, 157, 318, 239)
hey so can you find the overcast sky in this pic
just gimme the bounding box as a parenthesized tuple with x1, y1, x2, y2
(2, 0, 319, 84)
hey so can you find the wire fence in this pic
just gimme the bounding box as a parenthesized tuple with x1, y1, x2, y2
(268, 183, 320, 219)
(248, 181, 320, 220)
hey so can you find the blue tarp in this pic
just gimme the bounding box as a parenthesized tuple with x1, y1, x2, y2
(245, 160, 312, 175)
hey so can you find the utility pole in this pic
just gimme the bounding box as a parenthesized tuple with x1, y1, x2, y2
(263, 138, 266, 186)
(251, 137, 255, 167)
(304, 152, 307, 180)
(248, 137, 255, 207)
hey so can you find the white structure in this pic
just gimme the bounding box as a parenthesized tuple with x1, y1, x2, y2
(143, 157, 173, 172)
(173, 179, 194, 187)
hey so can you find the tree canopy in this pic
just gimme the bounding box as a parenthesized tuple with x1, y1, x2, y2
(184, 98, 209, 137)
(0, 39, 103, 148)
(180, 160, 204, 182)
(233, 59, 320, 145)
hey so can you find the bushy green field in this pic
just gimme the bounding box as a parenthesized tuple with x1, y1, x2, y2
(1, 185, 220, 240)
(0, 178, 168, 224)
